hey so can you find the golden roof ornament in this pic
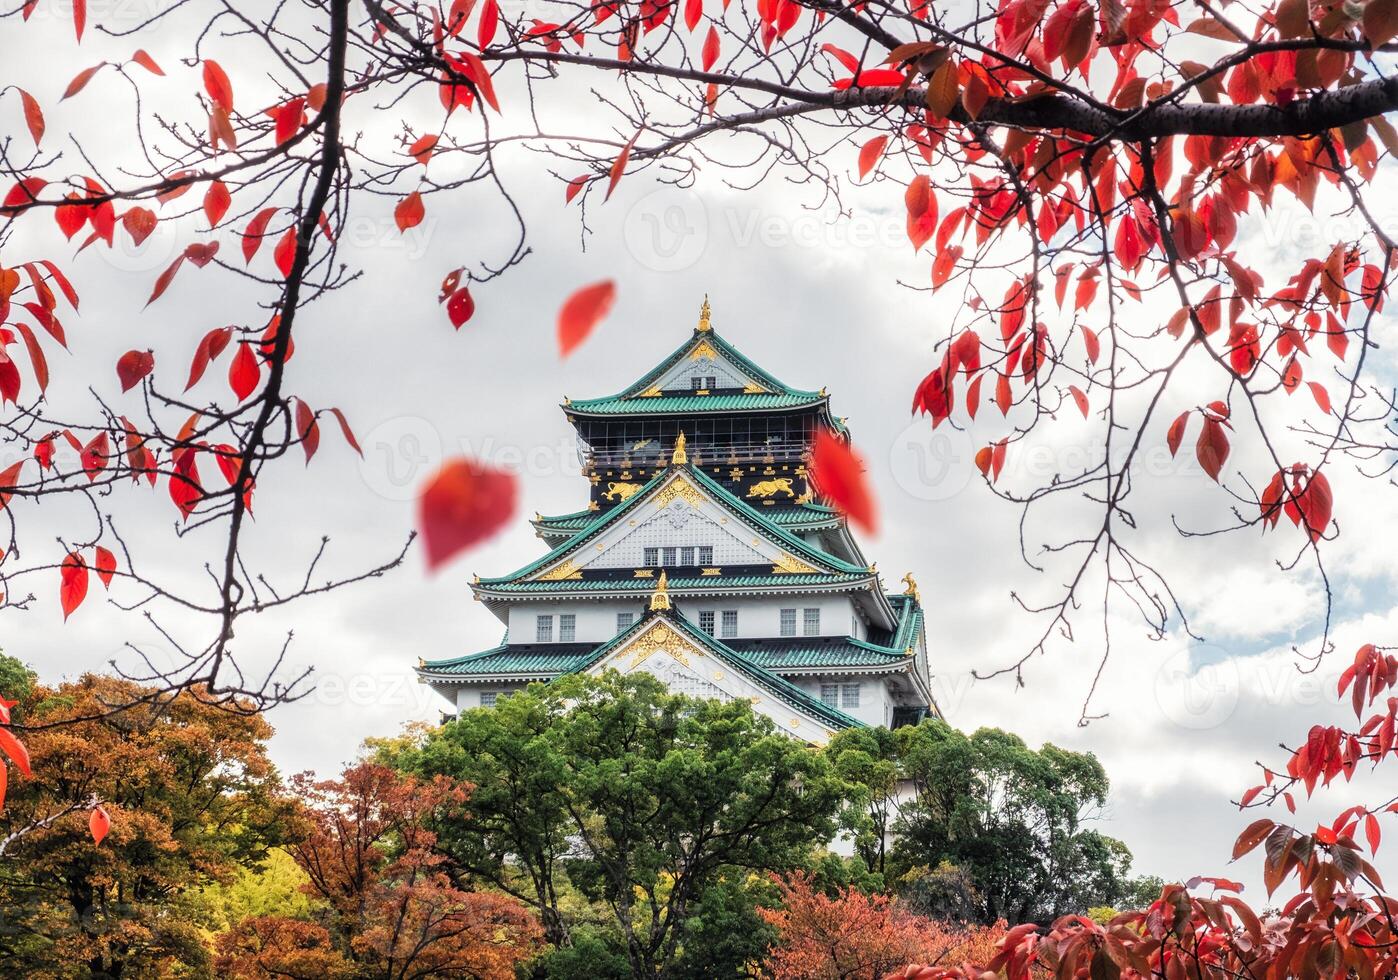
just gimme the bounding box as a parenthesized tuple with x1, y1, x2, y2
(697, 295, 712, 332)
(901, 572, 921, 604)
(650, 570, 672, 611)
(672, 431, 688, 465)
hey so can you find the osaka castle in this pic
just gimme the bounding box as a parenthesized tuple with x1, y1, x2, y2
(417, 299, 939, 743)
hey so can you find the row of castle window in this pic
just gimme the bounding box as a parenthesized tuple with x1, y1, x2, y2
(820, 683, 861, 709)
(690, 375, 717, 389)
(535, 614, 576, 643)
(643, 546, 714, 567)
(535, 606, 822, 644)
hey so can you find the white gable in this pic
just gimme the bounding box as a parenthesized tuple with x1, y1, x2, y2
(648, 338, 769, 393)
(588, 618, 838, 743)
(532, 471, 825, 576)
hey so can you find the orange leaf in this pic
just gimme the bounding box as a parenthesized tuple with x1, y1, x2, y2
(89, 806, 111, 845)
(857, 135, 888, 179)
(606, 129, 641, 201)
(19, 89, 43, 145)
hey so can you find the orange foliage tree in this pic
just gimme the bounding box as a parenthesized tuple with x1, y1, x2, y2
(214, 762, 543, 980)
(761, 872, 1006, 979)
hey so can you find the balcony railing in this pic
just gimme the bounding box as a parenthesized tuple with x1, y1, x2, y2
(579, 437, 810, 469)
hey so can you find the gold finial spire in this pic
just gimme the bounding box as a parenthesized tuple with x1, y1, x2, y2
(672, 431, 688, 465)
(697, 295, 712, 332)
(650, 570, 672, 611)
(901, 572, 920, 604)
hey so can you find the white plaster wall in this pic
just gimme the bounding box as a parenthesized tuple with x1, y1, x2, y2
(789, 675, 895, 727)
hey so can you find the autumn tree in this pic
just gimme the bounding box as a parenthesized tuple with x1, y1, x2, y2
(0, 657, 292, 977)
(759, 872, 1006, 980)
(246, 761, 543, 980)
(396, 672, 845, 978)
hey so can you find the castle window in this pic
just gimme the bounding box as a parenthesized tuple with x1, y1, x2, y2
(803, 608, 821, 636)
(481, 691, 499, 708)
(841, 683, 861, 709)
(779, 608, 797, 636)
(644, 548, 659, 566)
(536, 615, 553, 643)
(699, 546, 713, 564)
(820, 684, 839, 705)
(680, 546, 695, 565)
(617, 612, 635, 632)
(721, 610, 738, 638)
(691, 376, 703, 389)
(662, 547, 677, 565)
(699, 611, 716, 635)
(559, 614, 576, 642)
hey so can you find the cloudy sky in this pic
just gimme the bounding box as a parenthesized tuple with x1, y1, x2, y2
(6, 0, 1398, 900)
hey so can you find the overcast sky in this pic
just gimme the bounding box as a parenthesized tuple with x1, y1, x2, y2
(6, 2, 1398, 900)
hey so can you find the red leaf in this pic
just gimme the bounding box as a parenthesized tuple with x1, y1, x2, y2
(186, 326, 233, 390)
(858, 135, 888, 179)
(1366, 812, 1381, 854)
(1068, 385, 1089, 418)
(0, 727, 31, 778)
(202, 60, 234, 111)
(60, 551, 89, 620)
(606, 129, 641, 201)
(116, 350, 154, 392)
(295, 398, 320, 463)
(203, 180, 231, 227)
(62, 63, 106, 101)
(274, 97, 305, 145)
(242, 207, 278, 264)
(1167, 411, 1188, 457)
(170, 449, 202, 520)
(1082, 326, 1100, 365)
(701, 25, 721, 70)
(395, 191, 425, 232)
(1196, 416, 1230, 481)
(228, 343, 261, 401)
(557, 280, 617, 357)
(19, 89, 44, 145)
(328, 408, 363, 456)
(146, 254, 185, 306)
(478, 0, 499, 46)
(904, 175, 938, 251)
(1298, 469, 1333, 542)
(273, 227, 298, 277)
(0, 460, 23, 511)
(130, 49, 164, 75)
(418, 458, 518, 570)
(565, 174, 588, 203)
(810, 429, 877, 534)
(408, 134, 438, 165)
(89, 806, 110, 845)
(80, 431, 109, 481)
(13, 323, 49, 394)
(73, 0, 85, 39)
(1308, 381, 1333, 415)
(445, 287, 475, 329)
(94, 546, 117, 588)
(685, 0, 702, 29)
(122, 206, 157, 246)
(2, 177, 46, 211)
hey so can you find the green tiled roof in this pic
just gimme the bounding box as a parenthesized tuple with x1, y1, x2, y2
(476, 572, 869, 594)
(532, 502, 844, 539)
(479, 464, 870, 588)
(568, 392, 823, 415)
(422, 641, 595, 676)
(735, 642, 908, 669)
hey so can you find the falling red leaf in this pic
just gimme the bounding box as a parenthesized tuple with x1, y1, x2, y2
(606, 129, 641, 201)
(810, 429, 877, 534)
(19, 89, 43, 145)
(60, 551, 88, 620)
(395, 191, 425, 232)
(94, 546, 117, 588)
(557, 280, 617, 357)
(228, 343, 261, 401)
(89, 806, 111, 845)
(115, 350, 154, 392)
(418, 458, 518, 570)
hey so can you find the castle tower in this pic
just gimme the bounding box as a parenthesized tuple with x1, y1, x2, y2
(417, 300, 938, 742)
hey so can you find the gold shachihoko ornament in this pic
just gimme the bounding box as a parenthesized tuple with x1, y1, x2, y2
(650, 570, 672, 611)
(672, 431, 688, 465)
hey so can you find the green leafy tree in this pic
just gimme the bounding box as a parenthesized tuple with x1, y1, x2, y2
(398, 671, 842, 979)
(847, 720, 1143, 925)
